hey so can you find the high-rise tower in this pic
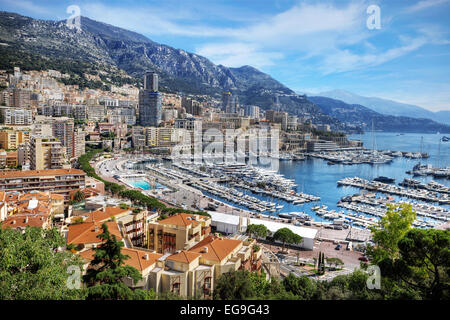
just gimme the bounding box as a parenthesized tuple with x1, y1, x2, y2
(139, 72, 162, 127)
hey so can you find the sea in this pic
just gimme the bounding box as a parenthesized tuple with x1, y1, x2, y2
(208, 132, 450, 223)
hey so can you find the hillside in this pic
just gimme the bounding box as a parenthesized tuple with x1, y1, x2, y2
(0, 11, 342, 128)
(317, 89, 450, 125)
(308, 96, 450, 133)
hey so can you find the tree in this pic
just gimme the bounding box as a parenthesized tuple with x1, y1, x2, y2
(367, 203, 416, 264)
(246, 224, 269, 239)
(83, 223, 145, 300)
(381, 229, 450, 300)
(0, 226, 86, 300)
(282, 274, 317, 300)
(213, 270, 253, 300)
(73, 190, 85, 203)
(273, 228, 303, 253)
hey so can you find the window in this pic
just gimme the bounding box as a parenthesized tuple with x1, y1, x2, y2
(172, 282, 181, 295)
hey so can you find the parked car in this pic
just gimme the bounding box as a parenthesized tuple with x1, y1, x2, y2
(335, 244, 342, 250)
(359, 256, 369, 262)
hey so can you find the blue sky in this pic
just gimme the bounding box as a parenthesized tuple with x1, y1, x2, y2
(1, 0, 450, 112)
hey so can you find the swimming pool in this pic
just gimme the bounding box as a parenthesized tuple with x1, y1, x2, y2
(127, 179, 166, 190)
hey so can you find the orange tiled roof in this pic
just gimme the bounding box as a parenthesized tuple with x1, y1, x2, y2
(1, 213, 49, 229)
(85, 206, 129, 223)
(67, 221, 122, 245)
(189, 235, 242, 262)
(0, 169, 85, 179)
(19, 191, 50, 202)
(51, 194, 65, 200)
(79, 248, 162, 272)
(166, 250, 202, 264)
(159, 213, 204, 227)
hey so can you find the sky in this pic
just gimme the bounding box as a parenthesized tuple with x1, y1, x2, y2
(1, 0, 450, 112)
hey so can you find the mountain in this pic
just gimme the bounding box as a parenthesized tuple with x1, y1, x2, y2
(317, 89, 450, 125)
(308, 96, 450, 133)
(0, 11, 344, 128)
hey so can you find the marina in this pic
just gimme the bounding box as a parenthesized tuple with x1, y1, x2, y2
(337, 177, 450, 204)
(97, 132, 450, 232)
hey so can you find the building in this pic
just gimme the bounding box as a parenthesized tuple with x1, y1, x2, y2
(139, 72, 162, 127)
(1, 213, 51, 231)
(0, 169, 86, 202)
(222, 92, 239, 114)
(0, 149, 18, 168)
(0, 129, 30, 149)
(67, 220, 122, 251)
(244, 105, 260, 119)
(80, 247, 162, 291)
(182, 97, 203, 116)
(29, 136, 69, 170)
(306, 140, 339, 152)
(207, 211, 317, 250)
(147, 213, 212, 254)
(0, 107, 33, 125)
(73, 128, 85, 158)
(11, 88, 31, 108)
(87, 105, 106, 121)
(52, 118, 75, 159)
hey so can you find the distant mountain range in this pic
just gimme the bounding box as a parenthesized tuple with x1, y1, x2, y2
(317, 89, 450, 125)
(0, 11, 342, 128)
(308, 96, 450, 133)
(0, 11, 448, 133)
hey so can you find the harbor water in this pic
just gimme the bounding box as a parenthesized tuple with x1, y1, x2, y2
(206, 132, 449, 222)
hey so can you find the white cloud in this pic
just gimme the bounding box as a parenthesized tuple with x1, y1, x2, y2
(0, 0, 49, 15)
(196, 42, 283, 68)
(406, 0, 450, 13)
(320, 37, 428, 74)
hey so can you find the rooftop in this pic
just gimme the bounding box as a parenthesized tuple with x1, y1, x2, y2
(0, 168, 85, 179)
(189, 234, 241, 262)
(67, 221, 122, 245)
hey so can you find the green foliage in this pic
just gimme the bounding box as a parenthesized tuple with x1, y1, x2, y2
(83, 223, 145, 300)
(213, 270, 253, 300)
(367, 203, 416, 264)
(246, 224, 269, 239)
(282, 274, 317, 300)
(273, 227, 303, 251)
(73, 190, 85, 203)
(379, 228, 450, 300)
(0, 226, 86, 300)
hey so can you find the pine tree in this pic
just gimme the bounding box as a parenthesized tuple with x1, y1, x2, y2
(83, 223, 146, 300)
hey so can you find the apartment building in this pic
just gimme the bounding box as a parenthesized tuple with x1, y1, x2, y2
(73, 128, 85, 159)
(29, 136, 70, 170)
(0, 129, 30, 149)
(0, 149, 18, 167)
(150, 235, 259, 298)
(148, 213, 212, 254)
(0, 107, 33, 125)
(0, 168, 86, 201)
(52, 118, 75, 159)
(11, 89, 31, 108)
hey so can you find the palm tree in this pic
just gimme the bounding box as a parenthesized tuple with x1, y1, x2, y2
(73, 190, 85, 203)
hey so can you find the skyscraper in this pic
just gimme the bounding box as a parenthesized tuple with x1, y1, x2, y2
(222, 91, 239, 114)
(139, 72, 162, 127)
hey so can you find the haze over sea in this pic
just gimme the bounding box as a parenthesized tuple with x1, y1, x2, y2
(219, 132, 450, 222)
